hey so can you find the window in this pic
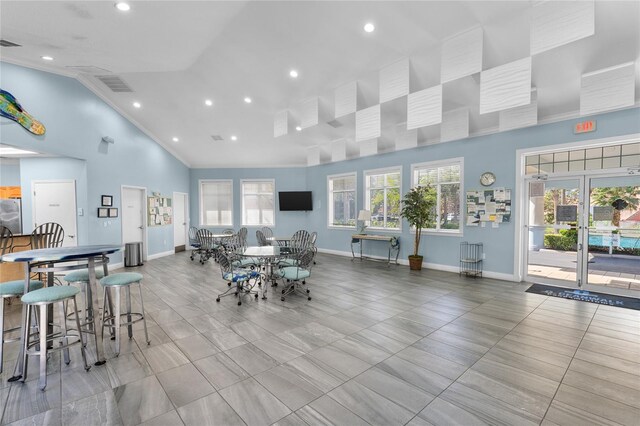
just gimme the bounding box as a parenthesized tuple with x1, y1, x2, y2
(199, 180, 233, 226)
(412, 159, 462, 233)
(365, 168, 401, 230)
(328, 173, 356, 227)
(242, 180, 274, 226)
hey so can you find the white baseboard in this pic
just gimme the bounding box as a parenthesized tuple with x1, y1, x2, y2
(147, 250, 174, 261)
(317, 248, 517, 282)
(108, 262, 124, 271)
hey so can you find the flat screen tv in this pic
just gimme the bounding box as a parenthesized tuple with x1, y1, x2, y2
(279, 191, 312, 211)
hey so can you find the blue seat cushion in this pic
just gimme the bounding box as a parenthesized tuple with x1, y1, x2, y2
(223, 270, 259, 283)
(0, 280, 45, 296)
(232, 258, 259, 267)
(280, 267, 310, 281)
(278, 258, 298, 267)
(100, 272, 143, 287)
(21, 285, 80, 304)
(64, 269, 105, 283)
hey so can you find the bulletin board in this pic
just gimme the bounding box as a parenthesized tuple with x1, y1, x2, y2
(147, 194, 172, 226)
(466, 188, 511, 228)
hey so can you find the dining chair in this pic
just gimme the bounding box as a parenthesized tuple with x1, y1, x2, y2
(256, 230, 270, 247)
(261, 227, 273, 239)
(310, 231, 318, 264)
(215, 252, 260, 306)
(237, 227, 248, 246)
(188, 226, 201, 261)
(196, 229, 217, 264)
(31, 222, 65, 249)
(278, 248, 314, 302)
(0, 226, 45, 373)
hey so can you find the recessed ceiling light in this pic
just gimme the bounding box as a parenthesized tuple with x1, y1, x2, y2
(364, 23, 375, 33)
(204, 99, 213, 106)
(231, 135, 238, 141)
(296, 126, 302, 131)
(244, 97, 252, 104)
(115, 2, 130, 11)
(289, 69, 299, 78)
(132, 102, 141, 108)
(172, 137, 179, 142)
(41, 56, 54, 61)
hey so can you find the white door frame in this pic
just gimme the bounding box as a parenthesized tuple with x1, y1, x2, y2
(172, 191, 189, 249)
(514, 133, 640, 282)
(31, 179, 78, 244)
(121, 185, 148, 261)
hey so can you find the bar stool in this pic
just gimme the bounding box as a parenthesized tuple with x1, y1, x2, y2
(20, 285, 89, 391)
(0, 280, 44, 373)
(100, 272, 150, 356)
(63, 269, 105, 340)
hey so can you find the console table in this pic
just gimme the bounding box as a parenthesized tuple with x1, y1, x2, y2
(351, 234, 400, 265)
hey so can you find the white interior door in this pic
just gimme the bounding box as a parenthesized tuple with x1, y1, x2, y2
(122, 187, 145, 249)
(173, 192, 187, 250)
(33, 180, 77, 247)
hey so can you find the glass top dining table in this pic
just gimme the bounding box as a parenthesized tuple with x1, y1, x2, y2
(1, 244, 122, 381)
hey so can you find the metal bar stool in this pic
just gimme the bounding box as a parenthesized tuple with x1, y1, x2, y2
(20, 285, 90, 390)
(100, 272, 150, 357)
(0, 280, 44, 373)
(63, 268, 106, 343)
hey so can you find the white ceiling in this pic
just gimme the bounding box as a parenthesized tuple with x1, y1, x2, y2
(1, 1, 638, 168)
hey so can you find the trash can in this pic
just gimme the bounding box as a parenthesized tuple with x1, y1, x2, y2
(124, 242, 143, 267)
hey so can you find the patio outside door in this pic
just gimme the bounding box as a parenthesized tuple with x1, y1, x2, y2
(526, 177, 584, 288)
(525, 173, 640, 292)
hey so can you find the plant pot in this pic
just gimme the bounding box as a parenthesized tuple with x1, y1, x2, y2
(408, 255, 423, 270)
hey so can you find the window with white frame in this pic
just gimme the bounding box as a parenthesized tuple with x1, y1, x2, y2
(365, 168, 401, 230)
(200, 180, 233, 226)
(328, 173, 356, 227)
(241, 180, 274, 226)
(412, 159, 462, 232)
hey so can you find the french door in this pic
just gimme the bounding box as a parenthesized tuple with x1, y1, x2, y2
(525, 172, 640, 291)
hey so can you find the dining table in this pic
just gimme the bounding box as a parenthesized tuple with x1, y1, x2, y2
(234, 245, 288, 298)
(0, 244, 122, 381)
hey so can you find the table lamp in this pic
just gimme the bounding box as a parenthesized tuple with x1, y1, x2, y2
(358, 210, 371, 233)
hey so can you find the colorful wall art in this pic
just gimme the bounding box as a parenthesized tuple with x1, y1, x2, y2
(0, 89, 46, 135)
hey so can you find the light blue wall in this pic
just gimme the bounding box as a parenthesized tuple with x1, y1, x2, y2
(0, 62, 190, 260)
(0, 161, 21, 186)
(19, 157, 89, 245)
(305, 107, 640, 275)
(189, 167, 309, 246)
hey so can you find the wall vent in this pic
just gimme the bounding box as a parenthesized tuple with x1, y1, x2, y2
(95, 75, 133, 92)
(210, 135, 224, 141)
(0, 39, 21, 47)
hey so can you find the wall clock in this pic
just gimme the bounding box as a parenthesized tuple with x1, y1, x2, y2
(480, 172, 496, 186)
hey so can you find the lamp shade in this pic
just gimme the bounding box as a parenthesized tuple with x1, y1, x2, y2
(358, 210, 371, 221)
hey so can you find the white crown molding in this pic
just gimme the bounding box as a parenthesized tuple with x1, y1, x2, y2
(1, 57, 77, 78)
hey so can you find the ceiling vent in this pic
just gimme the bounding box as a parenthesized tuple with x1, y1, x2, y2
(66, 65, 112, 75)
(210, 135, 224, 141)
(326, 119, 344, 128)
(0, 39, 21, 47)
(95, 75, 133, 92)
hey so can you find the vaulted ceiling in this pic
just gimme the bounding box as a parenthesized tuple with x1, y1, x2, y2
(1, 1, 638, 167)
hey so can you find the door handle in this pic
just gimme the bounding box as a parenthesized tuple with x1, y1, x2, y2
(183, 223, 186, 225)
(138, 226, 143, 229)
(68, 235, 75, 239)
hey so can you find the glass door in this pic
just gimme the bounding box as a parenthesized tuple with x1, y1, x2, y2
(525, 177, 585, 287)
(585, 177, 640, 292)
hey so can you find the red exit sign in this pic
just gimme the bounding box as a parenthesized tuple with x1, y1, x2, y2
(574, 120, 597, 134)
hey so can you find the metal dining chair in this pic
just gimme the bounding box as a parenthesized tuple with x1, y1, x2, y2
(278, 248, 315, 302)
(188, 226, 201, 261)
(31, 222, 65, 249)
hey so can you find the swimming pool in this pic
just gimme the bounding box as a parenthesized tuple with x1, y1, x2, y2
(588, 235, 640, 249)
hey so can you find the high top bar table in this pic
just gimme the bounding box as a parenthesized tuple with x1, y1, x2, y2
(1, 244, 122, 381)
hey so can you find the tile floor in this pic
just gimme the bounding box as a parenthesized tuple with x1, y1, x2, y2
(1, 251, 639, 425)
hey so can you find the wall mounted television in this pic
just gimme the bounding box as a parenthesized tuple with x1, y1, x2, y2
(279, 191, 312, 211)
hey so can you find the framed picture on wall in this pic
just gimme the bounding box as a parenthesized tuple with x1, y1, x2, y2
(97, 207, 109, 218)
(101, 195, 113, 206)
(108, 208, 118, 218)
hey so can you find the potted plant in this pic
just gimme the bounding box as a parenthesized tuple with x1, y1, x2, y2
(400, 185, 437, 270)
